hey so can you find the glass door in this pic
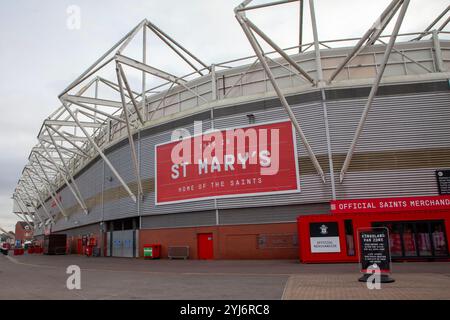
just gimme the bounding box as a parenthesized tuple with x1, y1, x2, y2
(415, 222, 432, 257)
(402, 223, 417, 257)
(430, 221, 448, 256)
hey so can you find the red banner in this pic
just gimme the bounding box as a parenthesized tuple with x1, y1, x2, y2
(331, 195, 450, 214)
(155, 120, 300, 204)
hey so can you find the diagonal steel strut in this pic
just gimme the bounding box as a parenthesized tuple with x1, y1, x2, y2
(38, 141, 89, 215)
(339, 0, 410, 183)
(235, 7, 326, 183)
(61, 100, 137, 203)
(116, 64, 144, 198)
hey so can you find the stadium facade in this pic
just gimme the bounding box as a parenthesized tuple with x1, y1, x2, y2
(12, 0, 450, 262)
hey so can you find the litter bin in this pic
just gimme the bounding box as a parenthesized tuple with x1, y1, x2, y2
(143, 244, 161, 259)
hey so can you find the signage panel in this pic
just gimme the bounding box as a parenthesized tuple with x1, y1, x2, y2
(155, 120, 300, 204)
(309, 222, 341, 253)
(331, 195, 450, 214)
(358, 227, 391, 273)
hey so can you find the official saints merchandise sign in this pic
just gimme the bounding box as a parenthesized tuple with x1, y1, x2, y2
(309, 222, 341, 253)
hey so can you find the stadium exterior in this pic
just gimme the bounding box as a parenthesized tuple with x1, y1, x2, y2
(12, 1, 450, 262)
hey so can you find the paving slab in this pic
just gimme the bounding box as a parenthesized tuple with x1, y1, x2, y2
(1, 254, 449, 300)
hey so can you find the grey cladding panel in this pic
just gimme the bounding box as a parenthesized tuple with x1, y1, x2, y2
(219, 203, 330, 225)
(337, 168, 442, 199)
(327, 92, 450, 153)
(141, 210, 216, 229)
(54, 223, 100, 236)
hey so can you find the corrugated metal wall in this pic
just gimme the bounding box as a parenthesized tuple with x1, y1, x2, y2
(141, 210, 217, 229)
(42, 84, 450, 235)
(54, 223, 100, 237)
(218, 203, 330, 225)
(328, 92, 450, 199)
(50, 159, 104, 232)
(103, 142, 138, 221)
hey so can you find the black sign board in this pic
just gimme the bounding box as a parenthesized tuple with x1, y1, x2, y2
(358, 227, 391, 273)
(309, 222, 341, 253)
(309, 222, 339, 237)
(436, 170, 450, 195)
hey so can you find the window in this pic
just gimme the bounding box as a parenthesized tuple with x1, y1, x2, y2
(430, 221, 448, 256)
(373, 220, 449, 259)
(416, 222, 432, 256)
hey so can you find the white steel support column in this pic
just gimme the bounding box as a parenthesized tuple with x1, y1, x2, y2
(59, 20, 146, 97)
(19, 198, 37, 224)
(241, 16, 315, 84)
(432, 30, 444, 72)
(235, 10, 326, 183)
(45, 125, 90, 156)
(309, 0, 337, 200)
(142, 24, 147, 121)
(13, 198, 34, 229)
(147, 23, 204, 76)
(146, 21, 209, 71)
(368, 0, 403, 45)
(43, 128, 87, 212)
(116, 65, 144, 198)
(115, 54, 207, 104)
(31, 160, 68, 218)
(54, 101, 125, 124)
(61, 100, 137, 203)
(14, 196, 36, 225)
(16, 192, 42, 224)
(23, 171, 54, 223)
(339, 0, 410, 183)
(309, 0, 324, 86)
(299, 0, 304, 53)
(117, 64, 145, 125)
(412, 5, 449, 41)
(39, 142, 89, 215)
(328, 0, 403, 83)
(210, 64, 217, 101)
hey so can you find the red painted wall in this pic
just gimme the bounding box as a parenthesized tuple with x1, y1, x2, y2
(139, 222, 298, 259)
(14, 222, 33, 244)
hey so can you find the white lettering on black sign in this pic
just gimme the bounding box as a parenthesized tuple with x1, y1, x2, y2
(309, 222, 341, 253)
(359, 228, 391, 273)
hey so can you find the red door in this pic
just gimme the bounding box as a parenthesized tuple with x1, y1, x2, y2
(197, 233, 214, 259)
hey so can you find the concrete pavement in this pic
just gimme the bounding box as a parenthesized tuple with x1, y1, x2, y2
(0, 253, 449, 299)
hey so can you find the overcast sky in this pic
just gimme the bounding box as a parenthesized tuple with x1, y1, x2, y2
(0, 0, 448, 231)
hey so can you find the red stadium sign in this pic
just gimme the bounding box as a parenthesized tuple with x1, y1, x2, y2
(330, 195, 450, 214)
(155, 120, 300, 204)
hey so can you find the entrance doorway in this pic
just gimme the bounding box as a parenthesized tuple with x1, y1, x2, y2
(109, 230, 136, 258)
(105, 217, 139, 258)
(197, 233, 214, 259)
(373, 220, 449, 260)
